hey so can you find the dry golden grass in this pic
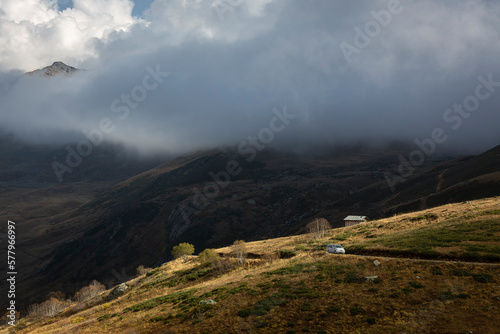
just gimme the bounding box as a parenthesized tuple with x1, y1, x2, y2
(3, 197, 499, 334)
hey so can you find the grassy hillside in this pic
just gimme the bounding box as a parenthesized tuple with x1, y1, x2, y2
(11, 146, 500, 309)
(4, 197, 499, 334)
(334, 199, 500, 262)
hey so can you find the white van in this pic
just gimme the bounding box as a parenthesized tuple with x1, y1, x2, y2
(326, 244, 345, 254)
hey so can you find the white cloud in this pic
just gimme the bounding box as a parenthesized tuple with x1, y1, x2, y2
(0, 0, 58, 24)
(146, 0, 277, 44)
(0, 0, 139, 71)
(0, 0, 499, 156)
(0, 0, 279, 71)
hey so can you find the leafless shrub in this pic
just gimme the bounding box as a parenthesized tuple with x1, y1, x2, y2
(136, 265, 152, 276)
(28, 298, 66, 318)
(244, 259, 265, 269)
(74, 280, 106, 304)
(213, 258, 236, 276)
(263, 252, 279, 263)
(232, 240, 247, 264)
(307, 218, 331, 239)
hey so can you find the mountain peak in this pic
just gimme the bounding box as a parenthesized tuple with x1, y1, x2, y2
(26, 61, 80, 77)
(51, 61, 67, 67)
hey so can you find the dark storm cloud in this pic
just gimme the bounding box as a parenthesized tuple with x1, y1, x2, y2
(0, 0, 499, 155)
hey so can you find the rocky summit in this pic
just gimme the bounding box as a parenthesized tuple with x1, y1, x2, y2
(25, 61, 80, 77)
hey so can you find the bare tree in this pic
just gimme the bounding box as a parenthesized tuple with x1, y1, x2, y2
(232, 240, 247, 264)
(307, 218, 331, 239)
(28, 298, 66, 318)
(136, 265, 152, 276)
(74, 280, 106, 303)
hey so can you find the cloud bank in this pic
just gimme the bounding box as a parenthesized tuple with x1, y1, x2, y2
(0, 0, 499, 156)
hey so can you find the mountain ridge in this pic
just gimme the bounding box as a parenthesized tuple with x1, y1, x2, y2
(25, 61, 80, 77)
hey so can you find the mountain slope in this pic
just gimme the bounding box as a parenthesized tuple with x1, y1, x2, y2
(6, 145, 500, 311)
(6, 197, 500, 334)
(0, 135, 171, 311)
(340, 145, 500, 216)
(33, 146, 500, 292)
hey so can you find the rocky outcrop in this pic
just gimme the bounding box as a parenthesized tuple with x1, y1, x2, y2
(107, 283, 129, 301)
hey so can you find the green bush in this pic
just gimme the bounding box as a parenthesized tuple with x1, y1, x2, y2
(171, 243, 195, 259)
(472, 273, 494, 283)
(226, 283, 251, 295)
(198, 249, 219, 266)
(325, 305, 341, 313)
(146, 268, 160, 277)
(300, 303, 312, 311)
(237, 308, 254, 318)
(482, 210, 500, 215)
(344, 271, 362, 283)
(431, 267, 443, 275)
(441, 291, 471, 301)
(451, 269, 471, 277)
(278, 249, 297, 259)
(255, 321, 268, 328)
(237, 294, 287, 317)
(265, 263, 305, 275)
(349, 307, 363, 316)
(409, 281, 424, 289)
(334, 232, 352, 241)
(255, 295, 287, 312)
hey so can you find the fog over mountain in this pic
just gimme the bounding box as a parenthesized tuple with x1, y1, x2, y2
(0, 0, 499, 156)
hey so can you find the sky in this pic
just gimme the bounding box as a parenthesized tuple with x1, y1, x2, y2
(57, 0, 154, 17)
(0, 0, 499, 156)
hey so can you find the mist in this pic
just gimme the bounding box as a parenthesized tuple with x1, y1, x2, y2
(1, 0, 499, 157)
